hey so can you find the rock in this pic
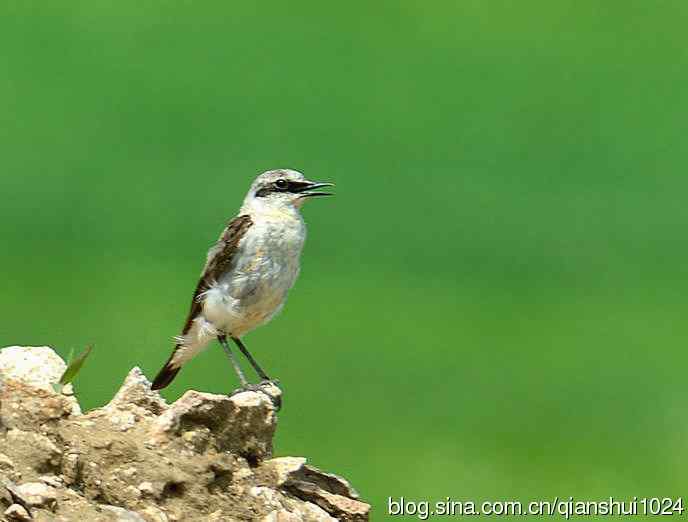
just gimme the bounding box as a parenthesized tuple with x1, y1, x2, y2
(180, 428, 211, 453)
(38, 475, 63, 489)
(297, 465, 361, 500)
(286, 480, 369, 522)
(284, 466, 368, 522)
(4, 503, 31, 521)
(149, 389, 279, 461)
(260, 457, 307, 486)
(140, 506, 169, 522)
(259, 460, 367, 521)
(0, 453, 15, 471)
(0, 346, 81, 432)
(0, 481, 14, 505)
(0, 346, 67, 392)
(290, 502, 337, 522)
(99, 504, 147, 521)
(261, 508, 304, 522)
(86, 368, 167, 433)
(61, 453, 80, 486)
(105, 367, 167, 416)
(250, 485, 282, 510)
(3, 430, 62, 474)
(0, 345, 370, 521)
(13, 482, 58, 509)
(137, 481, 156, 496)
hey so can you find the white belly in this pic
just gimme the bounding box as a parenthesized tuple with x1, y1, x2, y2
(203, 216, 305, 337)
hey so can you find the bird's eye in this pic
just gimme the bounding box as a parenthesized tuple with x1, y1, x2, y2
(274, 179, 289, 190)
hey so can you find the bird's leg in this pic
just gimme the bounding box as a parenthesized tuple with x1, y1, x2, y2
(225, 336, 282, 410)
(217, 334, 249, 388)
(232, 337, 276, 384)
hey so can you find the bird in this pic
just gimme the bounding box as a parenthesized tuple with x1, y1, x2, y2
(151, 169, 333, 392)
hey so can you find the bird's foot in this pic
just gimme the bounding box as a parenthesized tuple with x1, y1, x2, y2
(230, 381, 282, 411)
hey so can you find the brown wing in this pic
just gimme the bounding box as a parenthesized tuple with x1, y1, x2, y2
(179, 214, 254, 335)
(151, 214, 253, 390)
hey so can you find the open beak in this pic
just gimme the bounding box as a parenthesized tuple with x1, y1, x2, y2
(298, 181, 335, 198)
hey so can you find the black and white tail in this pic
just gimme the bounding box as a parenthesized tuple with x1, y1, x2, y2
(151, 351, 181, 390)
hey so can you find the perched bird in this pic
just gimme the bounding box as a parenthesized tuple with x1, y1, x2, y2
(151, 169, 333, 392)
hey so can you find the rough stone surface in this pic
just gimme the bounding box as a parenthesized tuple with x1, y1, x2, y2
(13, 482, 58, 509)
(0, 346, 69, 392)
(100, 504, 148, 521)
(4, 503, 31, 521)
(0, 346, 81, 434)
(0, 345, 370, 521)
(148, 388, 278, 460)
(4, 430, 62, 475)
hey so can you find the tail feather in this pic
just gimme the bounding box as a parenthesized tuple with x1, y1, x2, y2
(152, 333, 210, 390)
(151, 359, 181, 390)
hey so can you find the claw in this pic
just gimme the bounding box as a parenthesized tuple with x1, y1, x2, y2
(230, 381, 282, 411)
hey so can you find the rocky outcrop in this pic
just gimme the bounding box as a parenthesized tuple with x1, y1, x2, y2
(0, 346, 369, 521)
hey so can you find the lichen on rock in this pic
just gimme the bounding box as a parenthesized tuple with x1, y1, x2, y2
(0, 346, 370, 521)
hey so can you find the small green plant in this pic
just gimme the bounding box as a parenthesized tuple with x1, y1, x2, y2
(52, 345, 93, 394)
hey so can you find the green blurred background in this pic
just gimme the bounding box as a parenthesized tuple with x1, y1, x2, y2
(2, 1, 688, 519)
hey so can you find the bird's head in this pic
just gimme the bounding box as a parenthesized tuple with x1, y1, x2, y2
(243, 169, 334, 213)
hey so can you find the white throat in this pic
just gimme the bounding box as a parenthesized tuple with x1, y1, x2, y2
(240, 195, 304, 223)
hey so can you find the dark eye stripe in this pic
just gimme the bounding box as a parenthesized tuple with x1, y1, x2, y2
(255, 180, 310, 197)
(255, 186, 272, 197)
